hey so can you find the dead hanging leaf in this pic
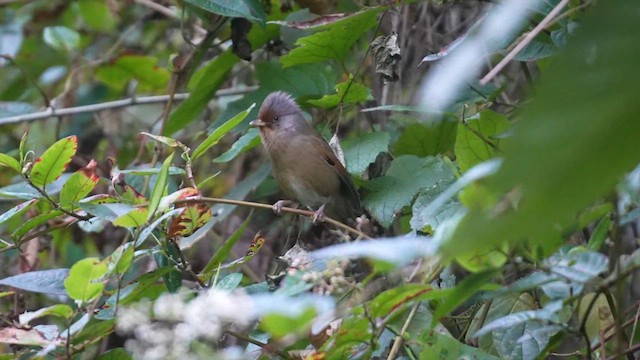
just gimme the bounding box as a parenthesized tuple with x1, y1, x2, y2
(231, 18, 253, 61)
(329, 133, 346, 167)
(370, 32, 401, 82)
(167, 188, 211, 237)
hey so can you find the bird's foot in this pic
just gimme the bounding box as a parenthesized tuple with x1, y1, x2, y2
(312, 204, 326, 224)
(272, 200, 293, 215)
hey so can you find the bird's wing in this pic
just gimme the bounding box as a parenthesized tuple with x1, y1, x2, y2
(315, 137, 362, 214)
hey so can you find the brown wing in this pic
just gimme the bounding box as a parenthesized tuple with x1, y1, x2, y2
(317, 138, 362, 215)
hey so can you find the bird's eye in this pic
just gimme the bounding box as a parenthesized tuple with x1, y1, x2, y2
(273, 116, 279, 122)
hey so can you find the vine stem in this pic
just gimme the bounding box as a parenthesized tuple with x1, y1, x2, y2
(479, 0, 570, 86)
(179, 197, 371, 240)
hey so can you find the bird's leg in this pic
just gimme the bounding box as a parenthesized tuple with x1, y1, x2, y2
(272, 200, 293, 215)
(312, 204, 326, 224)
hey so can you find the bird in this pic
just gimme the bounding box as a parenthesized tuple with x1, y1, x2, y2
(249, 91, 362, 223)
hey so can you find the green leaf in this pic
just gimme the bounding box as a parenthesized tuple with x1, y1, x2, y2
(165, 51, 238, 135)
(201, 215, 251, 279)
(280, 9, 380, 67)
(213, 128, 261, 163)
(343, 131, 390, 174)
(215, 273, 243, 290)
(364, 155, 455, 228)
(0, 199, 36, 225)
(455, 110, 509, 173)
(60, 160, 99, 208)
(192, 103, 256, 160)
(105, 243, 134, 275)
(0, 153, 20, 173)
(421, 331, 501, 360)
(393, 121, 457, 157)
(213, 61, 336, 130)
(411, 176, 461, 233)
(113, 207, 149, 227)
(43, 26, 80, 51)
(64, 258, 107, 302)
(95, 55, 170, 91)
(261, 307, 316, 338)
(154, 252, 182, 292)
(78, 0, 116, 32)
(19, 304, 74, 325)
(446, 0, 640, 261)
(587, 215, 610, 250)
(148, 152, 174, 219)
(136, 208, 183, 247)
(96, 348, 132, 360)
(12, 210, 63, 239)
(184, 0, 266, 24)
(79, 203, 136, 222)
(29, 136, 78, 187)
(307, 76, 372, 108)
(432, 269, 500, 327)
(369, 284, 434, 319)
(512, 32, 556, 61)
(0, 268, 69, 295)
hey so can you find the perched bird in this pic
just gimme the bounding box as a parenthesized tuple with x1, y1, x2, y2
(250, 91, 362, 222)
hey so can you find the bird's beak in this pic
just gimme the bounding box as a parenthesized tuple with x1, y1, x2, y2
(249, 119, 266, 127)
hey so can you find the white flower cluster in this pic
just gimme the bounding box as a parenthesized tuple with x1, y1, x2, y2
(116, 288, 254, 360)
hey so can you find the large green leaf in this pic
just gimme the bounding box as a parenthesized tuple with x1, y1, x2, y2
(280, 9, 380, 67)
(307, 76, 372, 108)
(95, 55, 170, 91)
(454, 110, 509, 173)
(343, 131, 390, 175)
(30, 136, 77, 188)
(78, 0, 116, 32)
(444, 0, 640, 261)
(363, 155, 455, 227)
(64, 257, 108, 302)
(0, 269, 69, 296)
(184, 0, 266, 24)
(393, 121, 457, 157)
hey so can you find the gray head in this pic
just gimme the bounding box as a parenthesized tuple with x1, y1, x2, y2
(249, 91, 312, 139)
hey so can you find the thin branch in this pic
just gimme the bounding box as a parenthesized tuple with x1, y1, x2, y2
(180, 197, 372, 240)
(26, 179, 91, 221)
(387, 302, 420, 360)
(224, 330, 293, 359)
(0, 87, 257, 126)
(134, 0, 207, 36)
(479, 0, 570, 86)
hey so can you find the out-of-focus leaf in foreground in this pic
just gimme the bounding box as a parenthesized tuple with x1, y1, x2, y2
(443, 0, 640, 261)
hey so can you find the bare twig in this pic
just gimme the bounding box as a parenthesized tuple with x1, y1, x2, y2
(180, 197, 372, 240)
(134, 0, 206, 36)
(0, 87, 257, 126)
(479, 0, 570, 86)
